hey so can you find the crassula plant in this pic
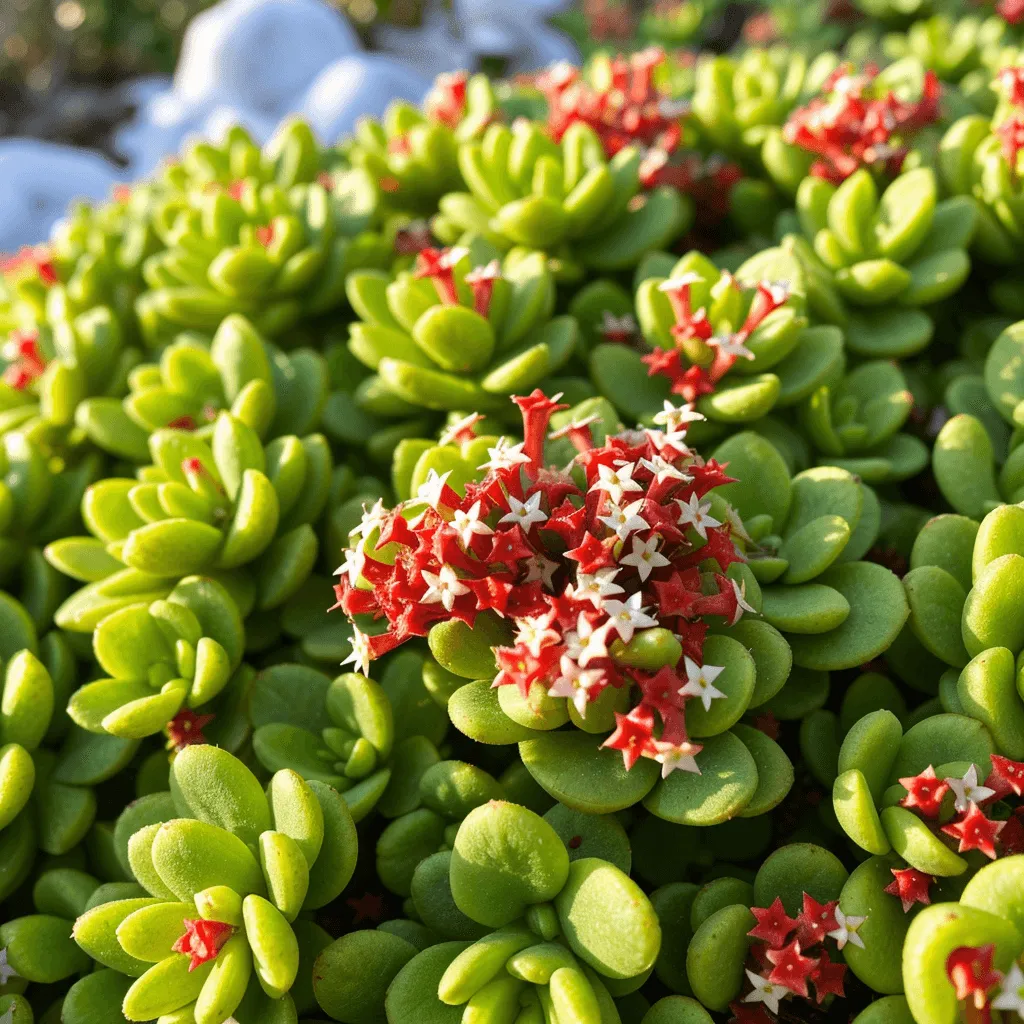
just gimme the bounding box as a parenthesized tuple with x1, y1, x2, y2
(71, 744, 357, 1024)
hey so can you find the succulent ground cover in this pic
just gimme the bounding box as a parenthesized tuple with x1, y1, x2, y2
(13, 18, 1024, 1024)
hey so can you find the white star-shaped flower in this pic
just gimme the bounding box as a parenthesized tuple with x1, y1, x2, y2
(603, 592, 658, 644)
(438, 412, 484, 446)
(761, 280, 790, 304)
(743, 970, 786, 1015)
(712, 333, 755, 361)
(499, 491, 548, 530)
(649, 739, 702, 778)
(618, 534, 671, 583)
(652, 400, 705, 434)
(547, 656, 604, 716)
(465, 259, 501, 285)
(335, 546, 365, 587)
(678, 656, 726, 711)
(515, 616, 561, 657)
(341, 627, 372, 677)
(591, 461, 643, 505)
(992, 962, 1024, 1017)
(421, 565, 470, 612)
(639, 453, 691, 485)
(564, 614, 610, 667)
(524, 552, 559, 589)
(352, 498, 388, 539)
(451, 501, 493, 548)
(417, 468, 453, 510)
(479, 437, 531, 473)
(598, 499, 649, 542)
(946, 764, 996, 813)
(600, 310, 638, 338)
(729, 577, 757, 625)
(439, 246, 469, 269)
(571, 568, 625, 608)
(676, 492, 721, 540)
(0, 947, 18, 985)
(828, 908, 867, 950)
(658, 272, 704, 293)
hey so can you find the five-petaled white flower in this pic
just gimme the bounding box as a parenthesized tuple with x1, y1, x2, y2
(439, 246, 469, 269)
(547, 656, 604, 716)
(591, 461, 643, 505)
(676, 492, 721, 540)
(992, 962, 1024, 1018)
(499, 491, 548, 530)
(353, 498, 388, 539)
(417, 468, 453, 510)
(678, 656, 727, 711)
(438, 411, 484, 447)
(0, 946, 18, 985)
(571, 568, 625, 608)
(524, 552, 559, 589)
(828, 908, 867, 950)
(341, 627, 372, 677)
(564, 614, 610, 667)
(598, 499, 649, 541)
(743, 971, 786, 1015)
(618, 534, 671, 583)
(515, 616, 561, 657)
(421, 565, 470, 612)
(649, 739, 703, 778)
(479, 438, 532, 473)
(639, 453, 691, 486)
(335, 546, 365, 587)
(947, 764, 996, 813)
(653, 400, 705, 434)
(658, 271, 704, 293)
(603, 592, 658, 644)
(451, 501, 493, 548)
(601, 310, 639, 338)
(729, 577, 757, 625)
(712, 333, 755, 361)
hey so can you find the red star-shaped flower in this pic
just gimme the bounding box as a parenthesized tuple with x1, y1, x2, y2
(987, 754, 1024, 799)
(765, 939, 819, 998)
(1000, 811, 1024, 855)
(810, 948, 846, 1003)
(884, 867, 933, 913)
(899, 765, 949, 819)
(728, 1003, 773, 1024)
(942, 803, 1005, 860)
(172, 918, 234, 971)
(794, 893, 839, 948)
(564, 531, 617, 574)
(946, 945, 1001, 1009)
(347, 892, 386, 924)
(602, 705, 655, 771)
(167, 709, 215, 751)
(748, 896, 798, 949)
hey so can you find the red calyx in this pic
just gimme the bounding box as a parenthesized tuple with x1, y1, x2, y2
(167, 709, 215, 751)
(946, 945, 1001, 1009)
(898, 765, 949, 818)
(884, 866, 934, 912)
(748, 896, 798, 949)
(2, 330, 47, 391)
(172, 918, 234, 970)
(764, 939, 819, 998)
(942, 803, 1006, 859)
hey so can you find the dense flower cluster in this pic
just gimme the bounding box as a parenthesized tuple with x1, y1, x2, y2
(333, 388, 756, 776)
(733, 892, 867, 1021)
(945, 944, 1024, 1021)
(782, 63, 941, 183)
(996, 66, 1024, 173)
(642, 272, 791, 402)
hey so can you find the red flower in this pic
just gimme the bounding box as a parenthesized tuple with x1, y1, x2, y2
(884, 866, 934, 913)
(255, 224, 275, 248)
(167, 709, 215, 751)
(998, 115, 1024, 173)
(946, 945, 1001, 1009)
(899, 765, 949, 818)
(414, 247, 465, 305)
(602, 705, 656, 771)
(425, 71, 468, 130)
(809, 948, 847, 1003)
(2, 330, 47, 391)
(748, 896, 798, 949)
(1000, 0, 1024, 24)
(728, 1003, 773, 1024)
(1000, 810, 1024, 855)
(172, 918, 234, 971)
(465, 260, 501, 318)
(347, 892, 386, 924)
(987, 754, 1024, 799)
(794, 893, 839, 949)
(765, 939, 819, 998)
(942, 803, 1006, 860)
(753, 711, 780, 740)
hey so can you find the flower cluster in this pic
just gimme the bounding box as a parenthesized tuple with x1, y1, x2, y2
(414, 245, 500, 316)
(732, 892, 866, 1021)
(2, 329, 47, 391)
(642, 273, 790, 403)
(0, 245, 59, 288)
(332, 390, 756, 777)
(424, 71, 470, 130)
(639, 150, 745, 226)
(782, 63, 941, 184)
(996, 66, 1024, 174)
(946, 945, 1024, 1022)
(898, 755, 1024, 862)
(166, 708, 215, 752)
(536, 49, 686, 158)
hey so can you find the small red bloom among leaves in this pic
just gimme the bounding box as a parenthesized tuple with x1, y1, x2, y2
(2, 330, 47, 391)
(0, 246, 58, 286)
(947, 945, 1002, 1010)
(172, 918, 234, 971)
(884, 866, 934, 913)
(765, 939, 819, 999)
(782, 63, 940, 183)
(898, 765, 949, 818)
(414, 246, 468, 305)
(794, 893, 839, 948)
(1000, 0, 1024, 25)
(347, 892, 386, 924)
(942, 803, 1006, 860)
(809, 948, 847, 1003)
(748, 896, 798, 949)
(424, 71, 469, 130)
(167, 709, 215, 751)
(988, 754, 1024, 799)
(728, 1002, 773, 1024)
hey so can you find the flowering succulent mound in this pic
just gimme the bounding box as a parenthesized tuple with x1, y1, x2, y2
(72, 744, 357, 1023)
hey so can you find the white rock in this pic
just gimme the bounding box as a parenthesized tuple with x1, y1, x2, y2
(0, 139, 122, 251)
(374, 7, 472, 81)
(298, 54, 431, 143)
(174, 0, 362, 118)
